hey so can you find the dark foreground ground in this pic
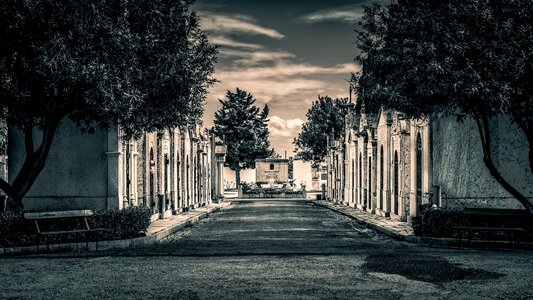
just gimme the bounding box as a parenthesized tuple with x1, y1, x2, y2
(1, 199, 533, 299)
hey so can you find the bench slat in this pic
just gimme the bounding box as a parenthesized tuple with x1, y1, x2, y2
(454, 226, 524, 231)
(39, 228, 106, 235)
(462, 208, 530, 216)
(24, 210, 94, 220)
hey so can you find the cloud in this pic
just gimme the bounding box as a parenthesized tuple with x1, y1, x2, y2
(209, 62, 358, 104)
(302, 6, 364, 23)
(226, 63, 357, 78)
(200, 13, 284, 39)
(219, 49, 295, 66)
(269, 116, 305, 138)
(209, 36, 263, 50)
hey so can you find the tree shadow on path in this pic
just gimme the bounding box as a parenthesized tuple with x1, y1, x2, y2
(362, 253, 504, 284)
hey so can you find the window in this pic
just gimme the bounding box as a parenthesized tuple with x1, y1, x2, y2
(269, 163, 275, 170)
(321, 173, 327, 180)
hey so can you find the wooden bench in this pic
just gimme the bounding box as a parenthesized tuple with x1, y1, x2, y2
(453, 208, 531, 246)
(453, 226, 525, 246)
(24, 210, 106, 251)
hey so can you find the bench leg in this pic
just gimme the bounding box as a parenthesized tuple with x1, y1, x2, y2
(512, 231, 520, 248)
(86, 233, 89, 251)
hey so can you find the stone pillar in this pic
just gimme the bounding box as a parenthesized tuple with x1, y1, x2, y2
(105, 125, 122, 210)
(217, 162, 224, 196)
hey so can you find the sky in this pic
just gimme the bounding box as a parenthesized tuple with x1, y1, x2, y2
(195, 0, 377, 157)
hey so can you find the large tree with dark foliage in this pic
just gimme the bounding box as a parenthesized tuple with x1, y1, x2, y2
(213, 88, 271, 186)
(356, 0, 533, 212)
(0, 0, 217, 210)
(294, 96, 349, 166)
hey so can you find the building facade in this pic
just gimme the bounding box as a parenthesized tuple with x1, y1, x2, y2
(255, 158, 289, 184)
(327, 100, 533, 223)
(7, 120, 225, 219)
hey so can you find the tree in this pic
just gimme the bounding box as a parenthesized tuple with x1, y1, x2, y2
(213, 88, 271, 186)
(356, 0, 533, 212)
(122, 0, 217, 135)
(0, 0, 217, 210)
(294, 96, 349, 166)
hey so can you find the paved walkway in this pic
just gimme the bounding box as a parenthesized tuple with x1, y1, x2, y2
(146, 202, 232, 238)
(2, 199, 533, 299)
(314, 200, 414, 238)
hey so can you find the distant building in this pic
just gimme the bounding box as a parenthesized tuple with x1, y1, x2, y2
(255, 158, 289, 184)
(327, 100, 533, 223)
(8, 120, 225, 219)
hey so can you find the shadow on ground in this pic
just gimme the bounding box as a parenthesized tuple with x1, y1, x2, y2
(362, 253, 505, 284)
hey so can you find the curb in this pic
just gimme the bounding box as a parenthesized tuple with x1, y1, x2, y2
(1, 203, 232, 256)
(314, 200, 533, 251)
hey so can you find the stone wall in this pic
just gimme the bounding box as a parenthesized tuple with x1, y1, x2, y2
(431, 115, 533, 210)
(293, 160, 313, 189)
(8, 121, 218, 215)
(8, 120, 110, 210)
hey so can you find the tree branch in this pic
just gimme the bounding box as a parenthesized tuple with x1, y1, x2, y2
(512, 113, 533, 173)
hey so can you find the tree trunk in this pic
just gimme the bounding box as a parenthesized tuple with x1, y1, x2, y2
(521, 121, 533, 174)
(474, 115, 533, 214)
(2, 118, 61, 211)
(235, 166, 241, 187)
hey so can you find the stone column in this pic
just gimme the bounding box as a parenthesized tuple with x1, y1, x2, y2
(105, 125, 122, 210)
(217, 161, 224, 196)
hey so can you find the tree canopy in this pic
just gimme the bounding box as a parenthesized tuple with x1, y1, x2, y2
(294, 96, 349, 166)
(355, 0, 533, 212)
(0, 0, 217, 210)
(213, 88, 271, 185)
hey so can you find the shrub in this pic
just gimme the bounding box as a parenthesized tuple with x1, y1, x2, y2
(0, 206, 152, 246)
(91, 206, 152, 240)
(419, 208, 464, 238)
(0, 212, 36, 246)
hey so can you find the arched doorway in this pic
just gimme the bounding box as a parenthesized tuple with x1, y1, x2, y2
(416, 133, 423, 215)
(149, 147, 155, 213)
(379, 145, 384, 210)
(186, 155, 190, 207)
(359, 153, 362, 207)
(164, 153, 169, 212)
(368, 156, 372, 210)
(176, 152, 181, 210)
(393, 151, 399, 216)
(351, 159, 355, 204)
